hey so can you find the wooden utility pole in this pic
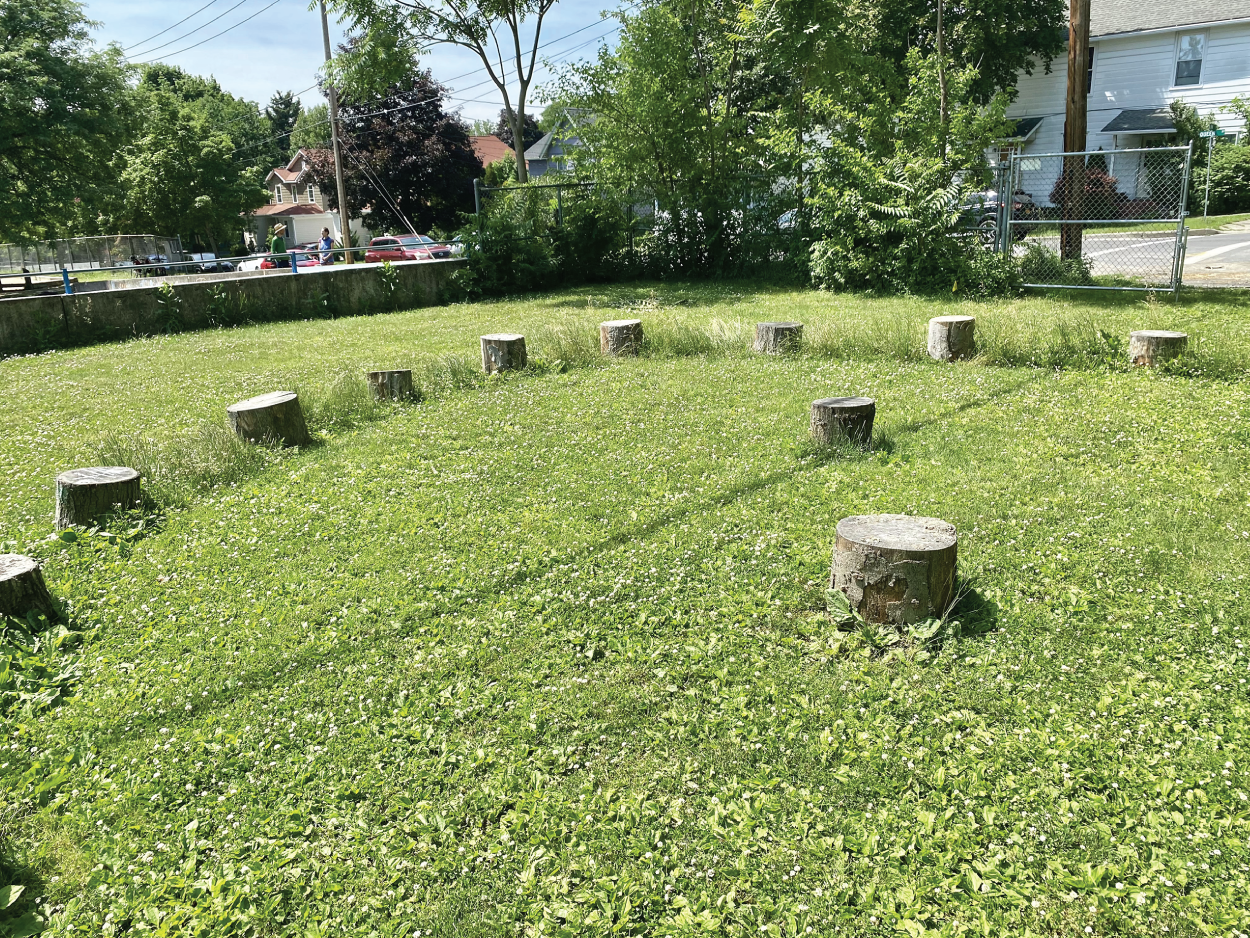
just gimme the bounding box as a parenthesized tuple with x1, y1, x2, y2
(1061, 0, 1091, 260)
(320, 0, 354, 263)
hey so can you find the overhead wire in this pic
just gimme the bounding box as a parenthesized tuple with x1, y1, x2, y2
(124, 0, 224, 53)
(127, 0, 254, 60)
(132, 0, 286, 64)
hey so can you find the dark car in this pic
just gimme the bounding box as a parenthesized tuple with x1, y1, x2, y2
(961, 189, 1038, 245)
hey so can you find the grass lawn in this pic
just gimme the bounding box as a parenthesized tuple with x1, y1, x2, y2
(1076, 212, 1250, 235)
(3, 283, 1250, 936)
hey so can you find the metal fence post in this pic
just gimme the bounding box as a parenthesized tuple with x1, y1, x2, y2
(61, 267, 72, 295)
(473, 177, 483, 234)
(1173, 141, 1194, 293)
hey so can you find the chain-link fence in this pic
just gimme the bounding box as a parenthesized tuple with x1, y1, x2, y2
(1004, 145, 1192, 291)
(0, 235, 185, 275)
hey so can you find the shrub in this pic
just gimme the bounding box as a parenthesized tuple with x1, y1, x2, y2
(550, 196, 630, 283)
(452, 210, 555, 299)
(1191, 144, 1250, 215)
(1018, 241, 1094, 286)
(1048, 167, 1124, 216)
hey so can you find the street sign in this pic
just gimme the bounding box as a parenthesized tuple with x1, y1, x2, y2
(1198, 129, 1226, 138)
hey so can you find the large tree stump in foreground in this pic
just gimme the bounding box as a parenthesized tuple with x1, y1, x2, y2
(0, 555, 60, 623)
(1129, 330, 1187, 367)
(227, 391, 310, 446)
(754, 322, 803, 354)
(367, 369, 414, 401)
(600, 319, 644, 356)
(928, 315, 976, 361)
(481, 334, 527, 374)
(55, 467, 141, 529)
(831, 514, 958, 626)
(811, 397, 876, 447)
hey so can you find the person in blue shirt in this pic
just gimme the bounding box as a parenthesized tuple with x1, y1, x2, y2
(319, 227, 336, 265)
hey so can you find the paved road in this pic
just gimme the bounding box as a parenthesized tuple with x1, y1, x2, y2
(1021, 228, 1250, 287)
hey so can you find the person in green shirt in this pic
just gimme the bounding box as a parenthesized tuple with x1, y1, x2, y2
(268, 224, 290, 269)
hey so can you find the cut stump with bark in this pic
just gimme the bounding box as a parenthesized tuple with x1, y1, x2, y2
(54, 466, 141, 529)
(0, 554, 60, 623)
(831, 514, 958, 626)
(367, 369, 415, 401)
(1129, 330, 1187, 367)
(811, 397, 876, 447)
(227, 391, 310, 446)
(928, 315, 976, 361)
(754, 322, 803, 354)
(600, 319, 644, 356)
(481, 334, 527, 374)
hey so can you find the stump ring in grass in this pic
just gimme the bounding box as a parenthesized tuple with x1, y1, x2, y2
(0, 554, 60, 623)
(54, 466, 141, 529)
(831, 514, 958, 626)
(1129, 330, 1187, 367)
(226, 391, 310, 447)
(810, 397, 875, 448)
(481, 334, 527, 374)
(754, 322, 803, 354)
(600, 319, 643, 356)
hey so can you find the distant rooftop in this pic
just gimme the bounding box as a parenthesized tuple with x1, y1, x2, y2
(1090, 0, 1250, 37)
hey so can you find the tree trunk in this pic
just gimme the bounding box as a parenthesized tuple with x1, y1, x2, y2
(831, 514, 958, 626)
(367, 369, 415, 401)
(227, 391, 311, 446)
(927, 315, 977, 361)
(600, 319, 644, 356)
(54, 467, 141, 530)
(481, 334, 527, 374)
(810, 397, 876, 448)
(0, 555, 60, 624)
(754, 322, 803, 354)
(1129, 330, 1188, 366)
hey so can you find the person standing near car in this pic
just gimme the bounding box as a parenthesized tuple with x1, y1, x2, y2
(268, 224, 289, 269)
(318, 227, 336, 266)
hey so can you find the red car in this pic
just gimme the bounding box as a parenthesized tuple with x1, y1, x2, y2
(398, 234, 452, 259)
(260, 244, 320, 270)
(364, 237, 431, 263)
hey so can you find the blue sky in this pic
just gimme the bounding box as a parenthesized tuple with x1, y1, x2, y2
(82, 0, 624, 124)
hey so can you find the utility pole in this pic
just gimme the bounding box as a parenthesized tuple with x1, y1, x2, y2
(1061, 0, 1091, 260)
(320, 0, 353, 263)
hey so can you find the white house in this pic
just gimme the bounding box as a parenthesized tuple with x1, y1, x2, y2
(1001, 0, 1250, 204)
(253, 150, 370, 248)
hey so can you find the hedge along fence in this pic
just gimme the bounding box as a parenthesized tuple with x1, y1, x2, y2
(0, 259, 465, 356)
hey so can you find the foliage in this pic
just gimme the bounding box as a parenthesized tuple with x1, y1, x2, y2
(1018, 241, 1094, 285)
(1192, 144, 1250, 215)
(493, 108, 543, 150)
(1048, 166, 1124, 210)
(0, 0, 132, 242)
(290, 103, 331, 150)
(305, 67, 480, 235)
(453, 204, 555, 297)
(1227, 96, 1250, 136)
(264, 89, 303, 164)
(483, 151, 518, 187)
(550, 194, 631, 283)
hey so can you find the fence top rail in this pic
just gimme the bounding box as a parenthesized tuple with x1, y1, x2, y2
(1012, 145, 1191, 160)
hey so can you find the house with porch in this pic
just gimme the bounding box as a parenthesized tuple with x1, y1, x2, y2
(1000, 0, 1250, 204)
(252, 149, 370, 249)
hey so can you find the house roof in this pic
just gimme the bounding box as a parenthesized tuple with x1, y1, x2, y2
(524, 130, 556, 161)
(1090, 0, 1250, 37)
(264, 148, 331, 186)
(470, 134, 510, 165)
(252, 204, 331, 217)
(1100, 107, 1176, 133)
(1006, 116, 1045, 141)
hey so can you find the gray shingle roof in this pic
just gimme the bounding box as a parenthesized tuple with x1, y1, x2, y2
(1100, 107, 1175, 132)
(1091, 0, 1250, 37)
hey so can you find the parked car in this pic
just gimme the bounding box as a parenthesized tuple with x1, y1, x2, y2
(961, 189, 1038, 245)
(398, 234, 452, 259)
(259, 245, 320, 270)
(364, 236, 431, 263)
(187, 252, 235, 273)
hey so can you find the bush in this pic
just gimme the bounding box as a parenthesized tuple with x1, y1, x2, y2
(550, 196, 630, 283)
(1192, 144, 1250, 215)
(1048, 167, 1124, 216)
(1018, 241, 1094, 286)
(452, 207, 556, 299)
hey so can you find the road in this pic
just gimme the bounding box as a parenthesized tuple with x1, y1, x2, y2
(1021, 227, 1250, 287)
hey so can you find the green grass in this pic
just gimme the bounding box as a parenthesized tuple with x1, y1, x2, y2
(3, 282, 1250, 936)
(1075, 212, 1250, 235)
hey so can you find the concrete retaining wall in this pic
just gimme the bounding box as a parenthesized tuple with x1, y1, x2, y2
(0, 259, 464, 357)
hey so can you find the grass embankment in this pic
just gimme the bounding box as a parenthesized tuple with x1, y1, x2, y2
(2, 284, 1250, 936)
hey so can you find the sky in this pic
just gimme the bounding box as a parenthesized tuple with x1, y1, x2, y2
(82, 0, 626, 125)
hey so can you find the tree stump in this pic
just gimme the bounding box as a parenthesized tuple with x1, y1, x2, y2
(1129, 330, 1187, 367)
(600, 319, 644, 356)
(927, 315, 976, 361)
(754, 322, 803, 354)
(0, 555, 60, 623)
(367, 369, 414, 401)
(227, 391, 310, 446)
(810, 397, 876, 447)
(54, 467, 141, 529)
(831, 514, 958, 626)
(481, 334, 527, 374)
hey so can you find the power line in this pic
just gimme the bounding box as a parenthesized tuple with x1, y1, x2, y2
(127, 0, 253, 60)
(124, 0, 224, 53)
(134, 0, 286, 64)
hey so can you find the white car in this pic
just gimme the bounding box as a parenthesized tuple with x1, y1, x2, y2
(237, 255, 264, 272)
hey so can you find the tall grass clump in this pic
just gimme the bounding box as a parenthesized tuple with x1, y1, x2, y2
(294, 372, 386, 433)
(642, 317, 746, 358)
(804, 307, 926, 362)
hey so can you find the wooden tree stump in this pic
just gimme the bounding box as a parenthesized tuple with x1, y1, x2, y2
(1129, 330, 1187, 367)
(810, 397, 876, 447)
(367, 369, 414, 401)
(227, 391, 310, 446)
(54, 467, 141, 529)
(0, 555, 60, 623)
(481, 334, 527, 374)
(928, 315, 976, 361)
(600, 319, 644, 356)
(754, 322, 803, 354)
(831, 514, 958, 626)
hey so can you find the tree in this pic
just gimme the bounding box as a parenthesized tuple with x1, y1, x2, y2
(291, 104, 331, 150)
(325, 0, 558, 182)
(304, 70, 481, 234)
(265, 90, 304, 163)
(118, 92, 268, 250)
(493, 108, 542, 149)
(0, 0, 131, 241)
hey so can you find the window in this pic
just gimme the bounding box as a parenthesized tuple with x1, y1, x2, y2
(307, 184, 316, 202)
(1175, 33, 1204, 86)
(1086, 48, 1095, 93)
(275, 186, 283, 204)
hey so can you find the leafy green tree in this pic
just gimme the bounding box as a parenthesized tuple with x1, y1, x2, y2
(0, 0, 131, 241)
(265, 90, 304, 163)
(493, 108, 542, 150)
(291, 104, 331, 150)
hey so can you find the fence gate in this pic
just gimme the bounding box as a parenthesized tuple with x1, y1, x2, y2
(1004, 145, 1193, 292)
